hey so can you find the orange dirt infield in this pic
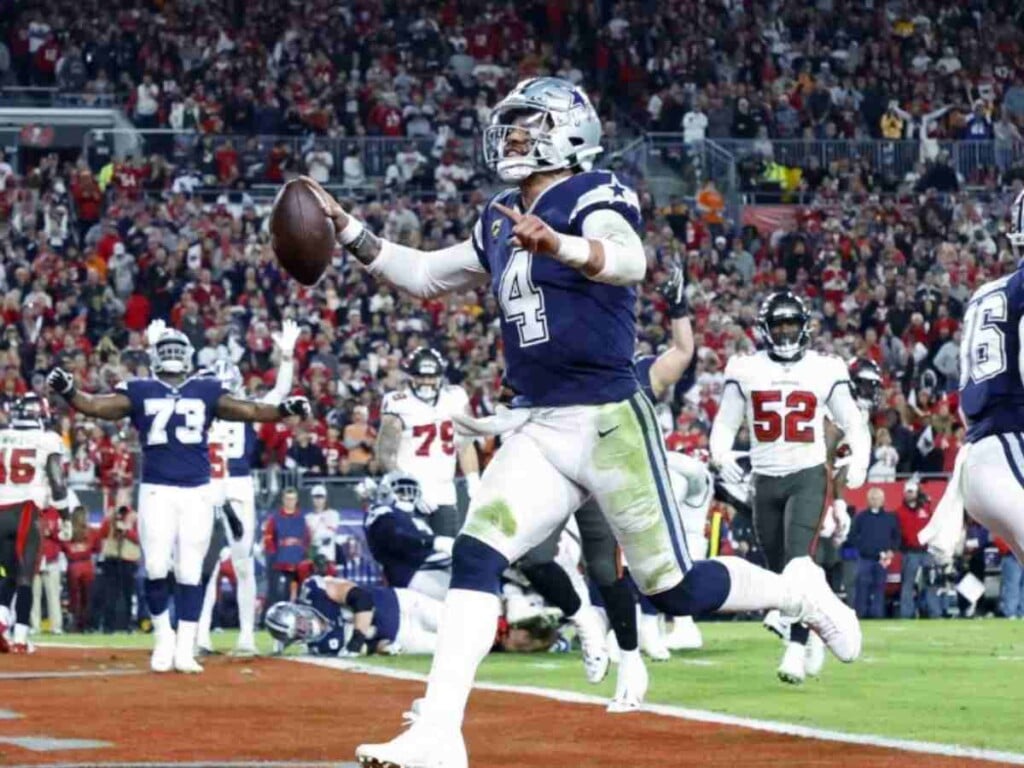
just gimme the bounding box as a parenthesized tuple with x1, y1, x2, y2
(0, 647, 1006, 767)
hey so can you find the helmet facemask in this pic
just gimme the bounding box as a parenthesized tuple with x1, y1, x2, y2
(391, 477, 423, 514)
(412, 374, 441, 404)
(853, 374, 883, 411)
(265, 602, 331, 648)
(485, 108, 559, 182)
(152, 333, 194, 375)
(765, 317, 806, 360)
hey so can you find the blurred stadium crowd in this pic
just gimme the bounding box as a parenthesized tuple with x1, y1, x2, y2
(2, 0, 1024, 631)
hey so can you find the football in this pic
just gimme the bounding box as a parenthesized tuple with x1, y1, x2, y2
(270, 178, 335, 286)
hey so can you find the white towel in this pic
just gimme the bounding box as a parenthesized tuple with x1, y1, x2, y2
(451, 405, 531, 438)
(918, 442, 968, 564)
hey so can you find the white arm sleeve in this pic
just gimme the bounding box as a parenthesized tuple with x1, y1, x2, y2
(575, 208, 646, 286)
(828, 382, 871, 488)
(709, 381, 746, 465)
(260, 358, 294, 406)
(365, 238, 490, 299)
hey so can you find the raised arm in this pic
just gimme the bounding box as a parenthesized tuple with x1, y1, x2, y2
(262, 319, 299, 405)
(216, 393, 311, 422)
(48, 367, 132, 420)
(648, 264, 695, 400)
(303, 177, 488, 299)
(375, 414, 403, 473)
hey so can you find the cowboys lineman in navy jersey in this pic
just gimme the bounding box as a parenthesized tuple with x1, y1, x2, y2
(928, 190, 1024, 567)
(364, 473, 453, 600)
(47, 328, 310, 674)
(306, 76, 861, 768)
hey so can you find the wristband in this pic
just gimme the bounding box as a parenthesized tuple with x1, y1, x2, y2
(339, 216, 365, 245)
(555, 234, 591, 268)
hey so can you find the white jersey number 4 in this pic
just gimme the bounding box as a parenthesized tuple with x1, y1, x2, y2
(499, 248, 549, 347)
(960, 290, 1007, 386)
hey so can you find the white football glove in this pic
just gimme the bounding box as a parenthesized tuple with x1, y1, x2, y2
(145, 319, 168, 347)
(832, 498, 851, 544)
(714, 452, 746, 485)
(271, 319, 301, 361)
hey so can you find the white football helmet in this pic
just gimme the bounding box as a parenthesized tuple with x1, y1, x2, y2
(211, 358, 243, 395)
(483, 77, 603, 182)
(151, 329, 195, 375)
(1010, 188, 1024, 250)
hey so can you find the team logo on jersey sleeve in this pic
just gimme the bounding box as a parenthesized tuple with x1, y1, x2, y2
(491, 219, 503, 240)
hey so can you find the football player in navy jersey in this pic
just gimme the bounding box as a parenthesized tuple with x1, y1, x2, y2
(364, 473, 452, 600)
(927, 190, 1024, 568)
(306, 77, 860, 768)
(47, 328, 310, 674)
(266, 575, 441, 657)
(197, 319, 299, 658)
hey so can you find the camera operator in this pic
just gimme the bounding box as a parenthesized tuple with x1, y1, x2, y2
(97, 505, 140, 632)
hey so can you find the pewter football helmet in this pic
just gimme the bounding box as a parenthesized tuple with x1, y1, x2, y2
(483, 77, 603, 182)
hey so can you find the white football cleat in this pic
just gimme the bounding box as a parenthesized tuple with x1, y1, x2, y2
(230, 643, 258, 658)
(150, 627, 175, 673)
(664, 615, 703, 651)
(762, 608, 790, 641)
(356, 719, 467, 768)
(638, 613, 670, 662)
(777, 641, 806, 685)
(804, 631, 826, 677)
(784, 557, 862, 663)
(607, 649, 649, 714)
(572, 606, 610, 684)
(174, 655, 204, 674)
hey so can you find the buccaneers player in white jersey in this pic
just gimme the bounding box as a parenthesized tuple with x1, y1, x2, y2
(711, 291, 870, 685)
(377, 347, 480, 537)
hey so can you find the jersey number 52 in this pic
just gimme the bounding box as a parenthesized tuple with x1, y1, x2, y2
(751, 390, 816, 443)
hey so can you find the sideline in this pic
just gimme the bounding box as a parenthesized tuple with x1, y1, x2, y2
(294, 656, 1024, 766)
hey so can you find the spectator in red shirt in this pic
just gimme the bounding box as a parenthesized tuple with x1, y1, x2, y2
(895, 478, 941, 619)
(60, 507, 101, 631)
(32, 507, 64, 634)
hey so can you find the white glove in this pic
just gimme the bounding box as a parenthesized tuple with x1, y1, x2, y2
(433, 535, 455, 555)
(844, 459, 867, 490)
(145, 319, 168, 346)
(714, 452, 746, 485)
(271, 319, 301, 361)
(819, 504, 837, 539)
(451, 405, 530, 438)
(832, 498, 851, 544)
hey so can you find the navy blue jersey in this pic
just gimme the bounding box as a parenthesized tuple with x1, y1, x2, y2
(960, 271, 1024, 442)
(364, 505, 450, 588)
(634, 354, 696, 405)
(472, 170, 642, 407)
(117, 376, 227, 487)
(301, 577, 401, 655)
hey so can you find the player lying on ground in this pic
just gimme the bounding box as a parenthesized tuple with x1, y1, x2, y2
(305, 76, 861, 768)
(47, 328, 310, 674)
(0, 394, 69, 653)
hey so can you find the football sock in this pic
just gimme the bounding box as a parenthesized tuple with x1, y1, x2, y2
(145, 578, 170, 617)
(176, 583, 204, 622)
(176, 620, 198, 661)
(422, 588, 501, 726)
(15, 584, 31, 627)
(235, 556, 257, 646)
(197, 571, 218, 649)
(717, 557, 802, 614)
(598, 578, 638, 651)
(790, 622, 810, 645)
(520, 560, 582, 617)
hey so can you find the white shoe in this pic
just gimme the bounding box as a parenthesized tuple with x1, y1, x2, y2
(230, 644, 258, 658)
(664, 615, 703, 651)
(763, 608, 790, 641)
(572, 606, 610, 684)
(639, 614, 670, 661)
(804, 631, 826, 678)
(784, 557, 862, 663)
(150, 628, 175, 673)
(607, 649, 648, 713)
(777, 641, 806, 685)
(356, 719, 467, 768)
(174, 655, 204, 674)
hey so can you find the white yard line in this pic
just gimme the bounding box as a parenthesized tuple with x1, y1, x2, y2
(294, 656, 1024, 766)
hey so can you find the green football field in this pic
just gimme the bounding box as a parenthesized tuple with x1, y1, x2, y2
(47, 619, 1023, 755)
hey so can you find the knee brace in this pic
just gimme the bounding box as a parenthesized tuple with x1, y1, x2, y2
(449, 535, 509, 595)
